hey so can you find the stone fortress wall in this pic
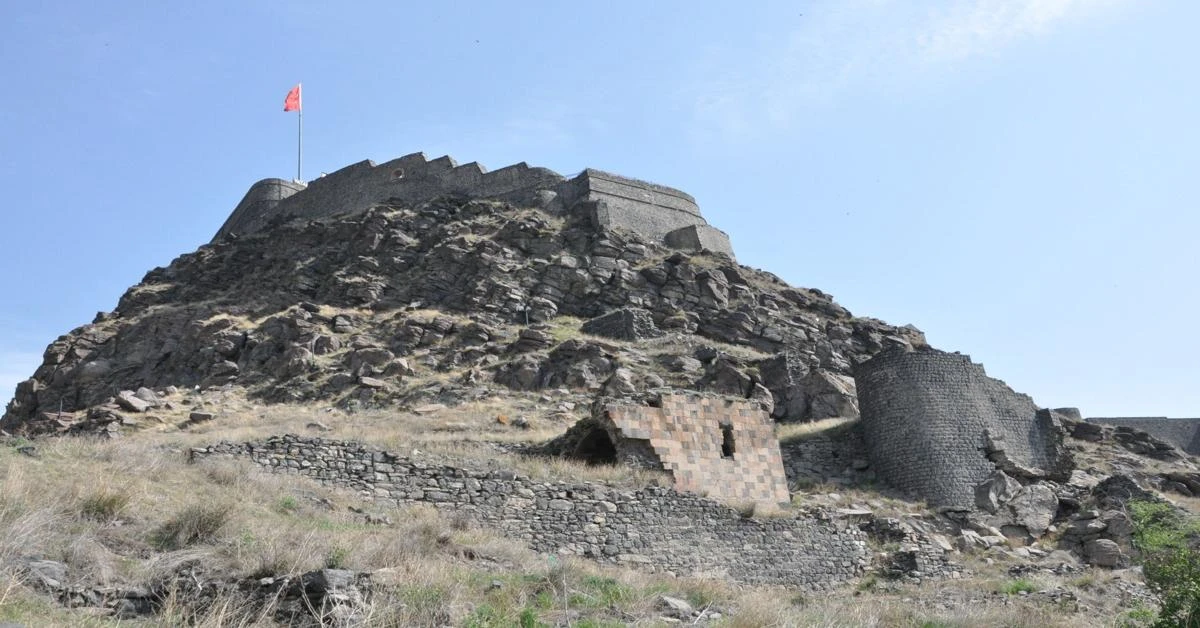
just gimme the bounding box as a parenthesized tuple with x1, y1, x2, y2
(1087, 417, 1200, 455)
(214, 153, 734, 257)
(853, 347, 1069, 510)
(190, 435, 872, 589)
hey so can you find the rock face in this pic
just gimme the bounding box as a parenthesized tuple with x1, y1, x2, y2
(580, 308, 664, 341)
(3, 189, 924, 432)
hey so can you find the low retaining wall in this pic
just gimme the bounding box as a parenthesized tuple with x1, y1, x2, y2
(190, 435, 869, 588)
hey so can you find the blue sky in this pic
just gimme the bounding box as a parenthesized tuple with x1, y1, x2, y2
(1, 1, 1196, 416)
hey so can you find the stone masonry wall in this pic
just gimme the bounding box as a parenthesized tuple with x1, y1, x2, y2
(214, 153, 562, 240)
(213, 153, 734, 257)
(853, 347, 1064, 509)
(604, 395, 791, 505)
(190, 435, 868, 589)
(1087, 417, 1200, 455)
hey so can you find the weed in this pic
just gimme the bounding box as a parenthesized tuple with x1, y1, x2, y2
(857, 574, 879, 592)
(1129, 499, 1200, 627)
(151, 502, 233, 549)
(518, 607, 544, 628)
(78, 487, 131, 522)
(999, 578, 1037, 595)
(324, 544, 350, 569)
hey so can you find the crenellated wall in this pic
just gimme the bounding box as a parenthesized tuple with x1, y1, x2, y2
(213, 153, 734, 258)
(214, 153, 562, 240)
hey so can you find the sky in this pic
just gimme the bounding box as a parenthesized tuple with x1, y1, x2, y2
(0, 0, 1196, 417)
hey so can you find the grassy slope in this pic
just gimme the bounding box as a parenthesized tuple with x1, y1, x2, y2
(0, 392, 1177, 627)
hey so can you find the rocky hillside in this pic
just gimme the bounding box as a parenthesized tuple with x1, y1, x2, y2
(3, 195, 924, 433)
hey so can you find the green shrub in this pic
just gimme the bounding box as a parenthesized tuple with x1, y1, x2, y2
(518, 608, 544, 628)
(1129, 500, 1200, 627)
(324, 544, 350, 569)
(999, 578, 1036, 595)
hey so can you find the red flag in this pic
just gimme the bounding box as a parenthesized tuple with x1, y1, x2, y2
(283, 84, 301, 112)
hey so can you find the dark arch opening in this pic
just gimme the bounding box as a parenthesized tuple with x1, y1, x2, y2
(574, 428, 617, 465)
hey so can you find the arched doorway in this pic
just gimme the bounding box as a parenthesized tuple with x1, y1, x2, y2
(573, 428, 617, 465)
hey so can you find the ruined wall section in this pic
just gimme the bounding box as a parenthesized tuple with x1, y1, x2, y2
(603, 395, 791, 506)
(853, 348, 1065, 509)
(214, 153, 563, 240)
(1087, 417, 1200, 455)
(190, 435, 870, 589)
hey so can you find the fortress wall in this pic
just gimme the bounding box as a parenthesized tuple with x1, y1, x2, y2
(217, 178, 306, 240)
(212, 153, 736, 258)
(1087, 417, 1200, 455)
(212, 153, 566, 240)
(191, 435, 874, 589)
(853, 348, 1060, 509)
(571, 169, 708, 241)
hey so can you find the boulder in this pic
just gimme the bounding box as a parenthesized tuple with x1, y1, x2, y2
(115, 391, 151, 413)
(975, 471, 1022, 514)
(1083, 539, 1124, 567)
(1005, 484, 1059, 537)
(603, 369, 638, 396)
(803, 370, 859, 419)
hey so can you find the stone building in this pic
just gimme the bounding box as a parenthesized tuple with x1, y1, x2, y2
(559, 393, 791, 507)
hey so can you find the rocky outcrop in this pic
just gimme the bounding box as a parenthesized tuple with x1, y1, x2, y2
(4, 196, 923, 431)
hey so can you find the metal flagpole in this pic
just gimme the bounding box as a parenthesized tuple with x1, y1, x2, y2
(297, 83, 303, 182)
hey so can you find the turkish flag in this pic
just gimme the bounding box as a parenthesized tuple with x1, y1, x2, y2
(283, 84, 301, 112)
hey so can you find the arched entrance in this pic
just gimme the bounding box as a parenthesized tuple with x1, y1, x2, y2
(573, 428, 617, 465)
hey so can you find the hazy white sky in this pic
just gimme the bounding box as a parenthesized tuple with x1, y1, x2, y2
(1, 0, 1195, 416)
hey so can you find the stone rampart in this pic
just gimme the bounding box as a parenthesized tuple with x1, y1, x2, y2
(190, 435, 869, 588)
(213, 153, 734, 258)
(853, 347, 1071, 510)
(214, 153, 562, 240)
(1087, 417, 1200, 455)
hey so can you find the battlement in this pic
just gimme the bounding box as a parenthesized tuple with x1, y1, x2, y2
(214, 152, 734, 257)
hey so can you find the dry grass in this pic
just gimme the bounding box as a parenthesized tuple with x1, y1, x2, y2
(776, 416, 858, 443)
(0, 432, 1158, 627)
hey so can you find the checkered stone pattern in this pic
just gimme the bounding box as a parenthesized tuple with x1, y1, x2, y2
(606, 395, 790, 506)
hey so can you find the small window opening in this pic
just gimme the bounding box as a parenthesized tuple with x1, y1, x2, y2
(574, 428, 617, 465)
(392, 168, 405, 180)
(720, 423, 736, 459)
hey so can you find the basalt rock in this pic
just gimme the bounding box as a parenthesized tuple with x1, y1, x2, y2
(4, 175, 924, 432)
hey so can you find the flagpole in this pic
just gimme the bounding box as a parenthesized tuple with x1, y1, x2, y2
(297, 83, 303, 183)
